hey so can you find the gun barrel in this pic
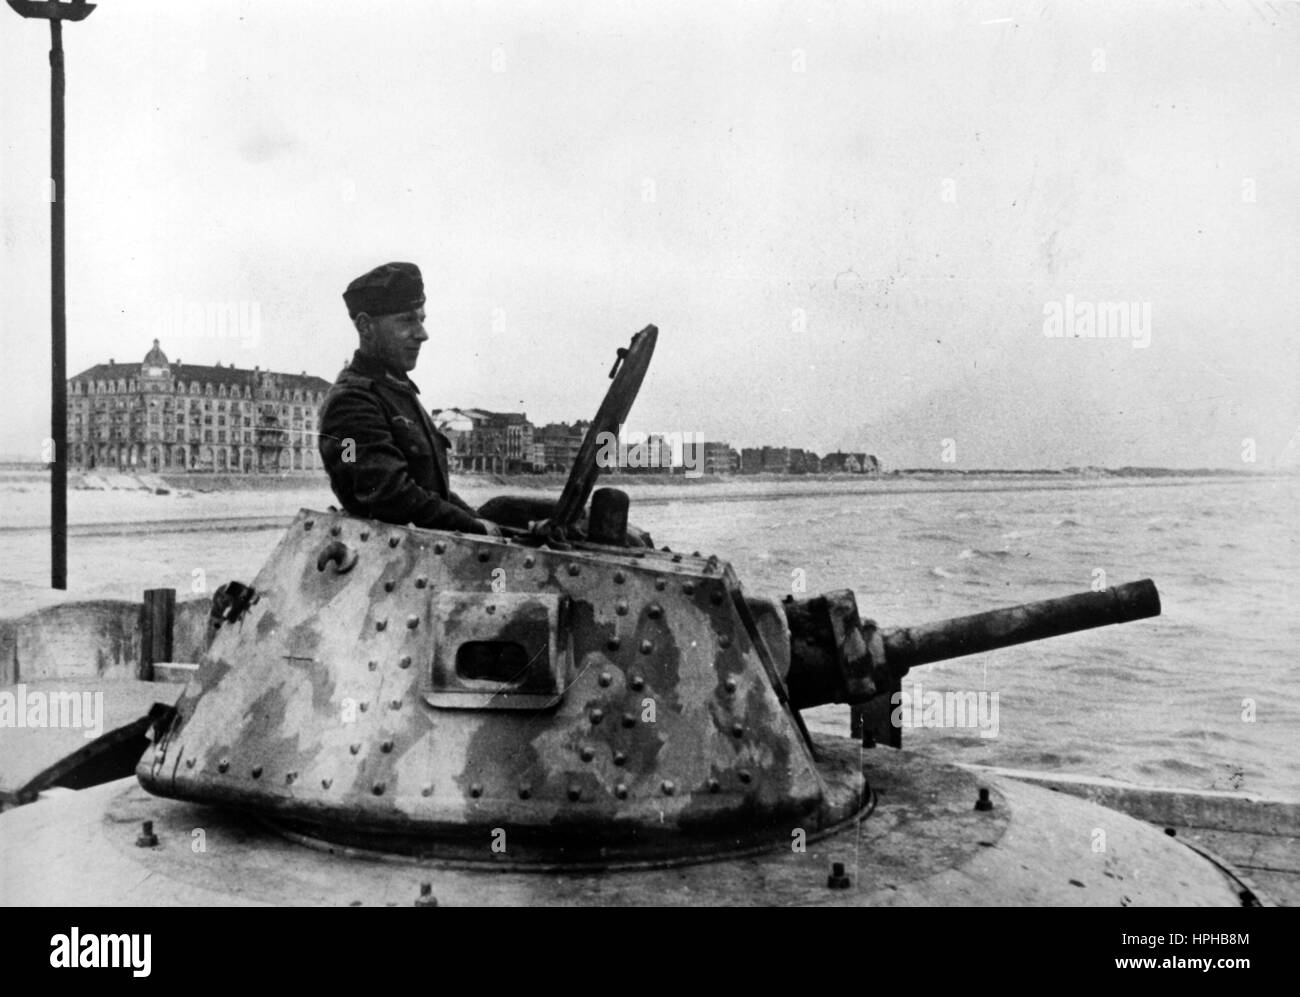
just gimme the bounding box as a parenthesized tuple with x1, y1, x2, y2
(881, 578, 1161, 673)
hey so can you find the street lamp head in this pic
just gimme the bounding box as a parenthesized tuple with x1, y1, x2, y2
(7, 0, 96, 20)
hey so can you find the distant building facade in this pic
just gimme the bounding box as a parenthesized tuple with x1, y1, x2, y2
(431, 408, 537, 473)
(67, 340, 331, 473)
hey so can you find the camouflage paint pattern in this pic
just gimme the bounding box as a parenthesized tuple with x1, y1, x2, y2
(138, 510, 864, 863)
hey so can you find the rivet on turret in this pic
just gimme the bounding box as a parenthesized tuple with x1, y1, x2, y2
(614, 570, 625, 584)
(590, 708, 604, 725)
(407, 615, 419, 629)
(568, 564, 580, 577)
(647, 603, 663, 619)
(655, 579, 666, 592)
(469, 784, 483, 798)
(359, 702, 369, 712)
(671, 554, 682, 563)
(661, 780, 676, 796)
(523, 555, 536, 568)
(580, 746, 595, 762)
(384, 581, 395, 593)
(486, 604, 496, 614)
(613, 751, 627, 766)
(381, 740, 394, 753)
(707, 778, 721, 793)
(373, 782, 385, 796)
(415, 576, 427, 588)
(304, 520, 314, 531)
(390, 698, 402, 710)
(359, 530, 370, 542)
(614, 783, 629, 800)
(606, 638, 621, 652)
(434, 542, 446, 555)
(683, 582, 695, 595)
(692, 551, 701, 558)
(399, 655, 411, 669)
(285, 772, 297, 784)
(731, 723, 744, 738)
(639, 639, 653, 654)
(975, 788, 994, 812)
(421, 785, 433, 797)
(350, 743, 361, 755)
(478, 551, 490, 563)
(518, 785, 532, 800)
(710, 590, 724, 605)
(719, 634, 732, 649)
(598, 672, 612, 687)
(615, 601, 629, 616)
(322, 778, 332, 789)
(622, 713, 636, 728)
(388, 536, 400, 548)
(629, 675, 645, 691)
(218, 759, 229, 773)
(376, 618, 388, 631)
(330, 525, 341, 537)
(251, 765, 263, 778)
(567, 785, 581, 802)
(185, 757, 196, 768)
(368, 659, 378, 671)
(738, 770, 752, 784)
(724, 677, 738, 694)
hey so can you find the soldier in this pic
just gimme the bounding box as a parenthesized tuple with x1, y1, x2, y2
(319, 262, 501, 535)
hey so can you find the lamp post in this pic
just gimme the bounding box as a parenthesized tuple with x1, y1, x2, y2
(7, 0, 96, 590)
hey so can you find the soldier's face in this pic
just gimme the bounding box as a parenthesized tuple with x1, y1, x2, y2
(358, 307, 428, 372)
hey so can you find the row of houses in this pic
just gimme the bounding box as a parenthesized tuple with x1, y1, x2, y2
(64, 343, 879, 476)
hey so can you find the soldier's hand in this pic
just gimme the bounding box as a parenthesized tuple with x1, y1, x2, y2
(476, 518, 502, 538)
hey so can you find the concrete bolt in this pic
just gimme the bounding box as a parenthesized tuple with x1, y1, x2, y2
(415, 883, 438, 907)
(827, 862, 851, 889)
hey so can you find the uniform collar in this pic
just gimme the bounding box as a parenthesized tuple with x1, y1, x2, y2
(349, 349, 420, 393)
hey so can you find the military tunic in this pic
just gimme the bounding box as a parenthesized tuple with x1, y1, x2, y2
(318, 351, 484, 533)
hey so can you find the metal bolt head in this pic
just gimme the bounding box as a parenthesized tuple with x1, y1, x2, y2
(707, 778, 721, 793)
(654, 579, 666, 591)
(639, 639, 653, 654)
(372, 782, 385, 796)
(661, 780, 676, 796)
(606, 637, 621, 652)
(719, 634, 732, 649)
(613, 751, 627, 767)
(523, 555, 535, 568)
(399, 655, 411, 669)
(975, 787, 994, 812)
(406, 615, 419, 629)
(567, 563, 580, 577)
(723, 677, 738, 694)
(251, 765, 262, 778)
(683, 582, 695, 595)
(629, 675, 645, 691)
(381, 740, 394, 753)
(518, 785, 531, 800)
(478, 551, 490, 563)
(622, 713, 636, 728)
(469, 784, 483, 798)
(613, 570, 625, 584)
(359, 530, 370, 542)
(433, 542, 446, 555)
(135, 821, 159, 848)
(384, 581, 395, 592)
(614, 783, 629, 800)
(415, 576, 428, 588)
(598, 672, 612, 687)
(590, 708, 604, 725)
(647, 603, 662, 619)
(580, 746, 595, 762)
(218, 758, 229, 773)
(415, 883, 438, 907)
(388, 536, 400, 548)
(827, 862, 851, 889)
(615, 601, 628, 616)
(567, 785, 582, 802)
(376, 618, 387, 631)
(731, 723, 744, 738)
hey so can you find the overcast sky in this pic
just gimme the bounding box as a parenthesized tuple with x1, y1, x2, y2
(2, 0, 1297, 468)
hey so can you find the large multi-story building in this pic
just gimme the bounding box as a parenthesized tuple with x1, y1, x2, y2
(431, 408, 537, 473)
(67, 340, 332, 474)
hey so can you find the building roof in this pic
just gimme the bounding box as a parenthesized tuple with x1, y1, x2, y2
(70, 342, 331, 394)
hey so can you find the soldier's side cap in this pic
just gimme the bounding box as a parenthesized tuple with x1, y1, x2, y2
(343, 262, 426, 318)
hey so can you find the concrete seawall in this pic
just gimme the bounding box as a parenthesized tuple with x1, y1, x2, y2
(0, 594, 212, 685)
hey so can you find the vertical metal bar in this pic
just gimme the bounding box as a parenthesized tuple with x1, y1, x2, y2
(50, 18, 67, 590)
(140, 588, 176, 681)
